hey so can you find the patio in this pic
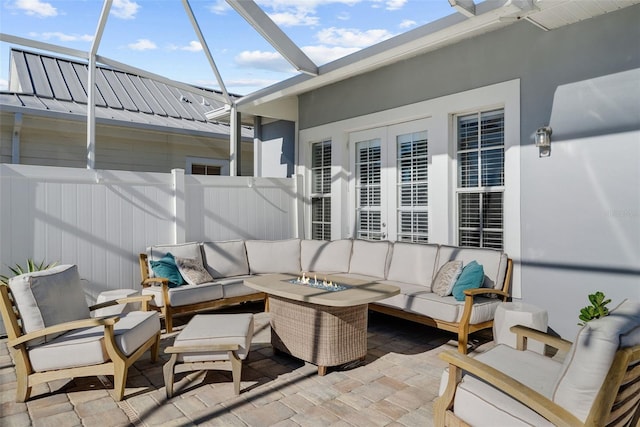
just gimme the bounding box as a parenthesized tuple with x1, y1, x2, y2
(0, 302, 493, 426)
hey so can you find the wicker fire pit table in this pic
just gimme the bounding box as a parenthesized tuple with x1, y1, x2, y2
(244, 273, 399, 375)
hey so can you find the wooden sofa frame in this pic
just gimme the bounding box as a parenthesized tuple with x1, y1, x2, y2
(139, 253, 265, 333)
(434, 324, 640, 426)
(369, 258, 513, 354)
(0, 285, 161, 402)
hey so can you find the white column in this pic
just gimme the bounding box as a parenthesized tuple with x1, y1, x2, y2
(172, 168, 186, 244)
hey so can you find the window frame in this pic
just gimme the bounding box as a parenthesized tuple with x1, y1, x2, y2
(310, 139, 332, 240)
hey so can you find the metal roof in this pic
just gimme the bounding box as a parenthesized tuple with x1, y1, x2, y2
(1, 48, 253, 139)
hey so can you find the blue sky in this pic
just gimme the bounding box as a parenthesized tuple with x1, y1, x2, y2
(1, 0, 455, 95)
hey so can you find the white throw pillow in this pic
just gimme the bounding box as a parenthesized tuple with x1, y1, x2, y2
(175, 256, 214, 285)
(431, 260, 463, 296)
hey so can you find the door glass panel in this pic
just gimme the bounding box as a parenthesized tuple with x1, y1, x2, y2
(356, 139, 383, 240)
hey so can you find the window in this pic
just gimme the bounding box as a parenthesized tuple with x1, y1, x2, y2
(311, 140, 331, 240)
(396, 131, 428, 243)
(191, 164, 222, 175)
(456, 109, 504, 249)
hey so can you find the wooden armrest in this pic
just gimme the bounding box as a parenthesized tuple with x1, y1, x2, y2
(165, 344, 240, 354)
(88, 295, 153, 312)
(439, 350, 582, 427)
(510, 325, 573, 353)
(9, 316, 120, 348)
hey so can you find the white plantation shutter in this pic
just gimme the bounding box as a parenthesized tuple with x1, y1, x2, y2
(311, 140, 331, 240)
(356, 139, 383, 240)
(457, 109, 504, 249)
(396, 131, 429, 243)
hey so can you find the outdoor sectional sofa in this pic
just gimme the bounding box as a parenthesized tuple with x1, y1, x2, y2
(139, 239, 512, 353)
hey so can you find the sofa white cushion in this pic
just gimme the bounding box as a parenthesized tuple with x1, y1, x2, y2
(147, 242, 202, 278)
(300, 239, 352, 273)
(437, 246, 509, 290)
(349, 240, 391, 278)
(202, 240, 250, 278)
(142, 281, 223, 308)
(9, 265, 90, 345)
(29, 311, 159, 371)
(214, 276, 260, 299)
(245, 239, 301, 274)
(553, 299, 640, 422)
(174, 313, 254, 362)
(386, 242, 439, 287)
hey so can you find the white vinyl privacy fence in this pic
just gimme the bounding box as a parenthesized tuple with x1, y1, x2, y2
(0, 164, 301, 304)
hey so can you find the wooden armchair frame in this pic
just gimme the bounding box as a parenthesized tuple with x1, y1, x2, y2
(0, 286, 161, 402)
(434, 325, 640, 427)
(139, 253, 264, 333)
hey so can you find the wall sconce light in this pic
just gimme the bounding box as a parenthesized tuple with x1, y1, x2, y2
(535, 126, 552, 148)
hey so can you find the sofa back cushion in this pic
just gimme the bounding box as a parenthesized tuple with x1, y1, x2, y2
(386, 242, 439, 287)
(9, 264, 90, 344)
(202, 241, 250, 278)
(245, 239, 301, 274)
(552, 299, 640, 422)
(147, 242, 203, 278)
(300, 239, 352, 273)
(349, 240, 391, 278)
(436, 245, 508, 290)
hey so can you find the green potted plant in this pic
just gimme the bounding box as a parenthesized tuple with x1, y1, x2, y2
(0, 259, 58, 285)
(578, 291, 611, 326)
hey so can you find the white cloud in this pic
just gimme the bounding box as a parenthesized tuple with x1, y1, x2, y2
(208, 0, 230, 15)
(316, 27, 394, 48)
(337, 11, 350, 21)
(303, 45, 360, 65)
(128, 39, 156, 51)
(399, 19, 416, 29)
(14, 0, 57, 17)
(181, 41, 203, 52)
(37, 32, 93, 42)
(111, 0, 139, 20)
(235, 50, 292, 73)
(385, 0, 407, 11)
(269, 11, 319, 27)
(0, 78, 8, 91)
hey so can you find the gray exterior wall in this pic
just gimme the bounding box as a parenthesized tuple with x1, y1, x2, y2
(257, 119, 296, 178)
(297, 6, 640, 339)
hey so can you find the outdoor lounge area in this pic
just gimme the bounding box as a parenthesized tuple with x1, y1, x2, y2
(1, 0, 639, 426)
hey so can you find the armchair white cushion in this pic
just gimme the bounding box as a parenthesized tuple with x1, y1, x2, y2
(434, 299, 640, 427)
(0, 265, 161, 402)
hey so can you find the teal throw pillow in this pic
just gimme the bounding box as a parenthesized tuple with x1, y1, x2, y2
(452, 261, 484, 301)
(150, 253, 185, 288)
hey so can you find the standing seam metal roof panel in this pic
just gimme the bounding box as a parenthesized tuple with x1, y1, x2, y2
(141, 78, 181, 119)
(95, 69, 123, 109)
(17, 94, 48, 109)
(25, 53, 53, 98)
(72, 63, 107, 107)
(102, 69, 138, 112)
(155, 81, 195, 120)
(116, 72, 153, 114)
(10, 52, 34, 94)
(39, 97, 87, 114)
(127, 75, 167, 116)
(58, 61, 87, 103)
(42, 57, 72, 101)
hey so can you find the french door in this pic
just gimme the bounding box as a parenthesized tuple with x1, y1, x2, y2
(350, 119, 430, 242)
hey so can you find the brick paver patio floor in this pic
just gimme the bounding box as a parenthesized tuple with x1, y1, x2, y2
(0, 302, 493, 426)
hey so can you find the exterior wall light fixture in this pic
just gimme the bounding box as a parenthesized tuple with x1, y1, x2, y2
(535, 126, 552, 157)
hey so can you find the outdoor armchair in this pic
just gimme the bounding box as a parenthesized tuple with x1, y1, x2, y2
(0, 265, 161, 402)
(434, 299, 640, 426)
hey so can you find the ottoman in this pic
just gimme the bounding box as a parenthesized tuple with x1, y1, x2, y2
(163, 313, 254, 398)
